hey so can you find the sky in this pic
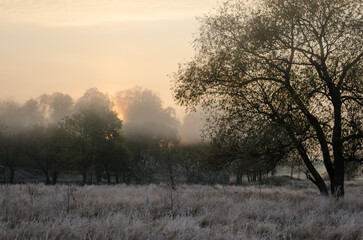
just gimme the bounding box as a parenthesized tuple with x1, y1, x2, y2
(0, 0, 220, 119)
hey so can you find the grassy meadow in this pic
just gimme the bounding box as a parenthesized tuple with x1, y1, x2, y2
(0, 181, 362, 240)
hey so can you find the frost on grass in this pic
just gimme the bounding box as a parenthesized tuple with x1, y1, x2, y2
(0, 182, 362, 240)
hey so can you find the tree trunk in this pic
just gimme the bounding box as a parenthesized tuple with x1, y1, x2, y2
(169, 165, 176, 190)
(258, 171, 262, 182)
(124, 173, 130, 185)
(185, 167, 192, 184)
(96, 172, 102, 184)
(331, 96, 344, 198)
(45, 171, 51, 185)
(284, 84, 332, 196)
(106, 168, 111, 184)
(252, 172, 257, 182)
(296, 144, 329, 196)
(170, 174, 176, 190)
(52, 171, 58, 185)
(332, 169, 344, 198)
(115, 172, 119, 183)
(236, 173, 242, 185)
(331, 156, 344, 198)
(283, 123, 330, 196)
(3, 168, 6, 182)
(9, 166, 15, 184)
(82, 170, 87, 185)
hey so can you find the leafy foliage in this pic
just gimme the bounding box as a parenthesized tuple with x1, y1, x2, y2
(173, 0, 362, 197)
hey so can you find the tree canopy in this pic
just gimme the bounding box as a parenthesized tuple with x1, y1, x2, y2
(173, 0, 362, 197)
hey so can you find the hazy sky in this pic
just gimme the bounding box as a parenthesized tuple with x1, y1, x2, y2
(0, 0, 219, 119)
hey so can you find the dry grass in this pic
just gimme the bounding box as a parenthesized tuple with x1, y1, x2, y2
(0, 181, 362, 240)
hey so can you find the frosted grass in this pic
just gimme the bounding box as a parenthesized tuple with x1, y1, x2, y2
(0, 181, 362, 240)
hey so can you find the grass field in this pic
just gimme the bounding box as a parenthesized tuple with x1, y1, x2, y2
(0, 181, 362, 240)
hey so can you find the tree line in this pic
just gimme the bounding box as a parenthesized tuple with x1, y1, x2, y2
(0, 88, 237, 186)
(0, 86, 360, 190)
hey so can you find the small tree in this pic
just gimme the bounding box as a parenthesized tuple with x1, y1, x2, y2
(157, 138, 181, 189)
(0, 126, 20, 183)
(21, 125, 67, 185)
(115, 88, 180, 184)
(96, 134, 133, 184)
(62, 107, 122, 184)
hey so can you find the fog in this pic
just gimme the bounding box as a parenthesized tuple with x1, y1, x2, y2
(0, 88, 203, 143)
(114, 88, 179, 140)
(0, 0, 220, 122)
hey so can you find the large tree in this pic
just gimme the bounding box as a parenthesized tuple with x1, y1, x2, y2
(173, 0, 362, 197)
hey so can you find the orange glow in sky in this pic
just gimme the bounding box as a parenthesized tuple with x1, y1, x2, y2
(0, 0, 219, 119)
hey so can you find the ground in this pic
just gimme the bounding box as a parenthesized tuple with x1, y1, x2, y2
(0, 180, 362, 240)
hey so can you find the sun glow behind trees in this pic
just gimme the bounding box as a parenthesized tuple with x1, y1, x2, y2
(0, 0, 219, 119)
